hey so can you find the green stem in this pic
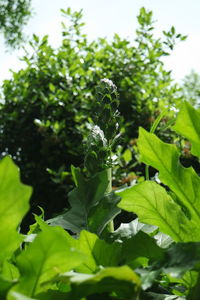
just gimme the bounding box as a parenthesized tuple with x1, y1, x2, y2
(145, 109, 168, 181)
(106, 168, 114, 232)
(145, 164, 150, 181)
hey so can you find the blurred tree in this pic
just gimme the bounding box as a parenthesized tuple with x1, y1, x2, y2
(0, 0, 32, 48)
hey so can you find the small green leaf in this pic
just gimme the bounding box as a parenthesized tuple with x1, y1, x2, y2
(122, 148, 132, 163)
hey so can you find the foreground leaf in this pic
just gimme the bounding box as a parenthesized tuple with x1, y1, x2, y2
(0, 156, 32, 263)
(8, 226, 85, 298)
(117, 181, 197, 242)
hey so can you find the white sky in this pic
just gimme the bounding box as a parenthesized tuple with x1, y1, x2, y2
(0, 0, 200, 84)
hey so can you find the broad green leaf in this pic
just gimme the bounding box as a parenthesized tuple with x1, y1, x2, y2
(68, 230, 122, 274)
(173, 101, 200, 157)
(9, 226, 85, 298)
(138, 127, 200, 231)
(0, 156, 32, 263)
(58, 266, 140, 299)
(117, 181, 197, 242)
(48, 168, 120, 234)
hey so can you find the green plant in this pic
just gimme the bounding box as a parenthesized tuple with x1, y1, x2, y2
(48, 79, 121, 235)
(0, 7, 185, 229)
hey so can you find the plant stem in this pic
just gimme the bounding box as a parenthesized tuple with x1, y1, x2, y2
(145, 164, 150, 181)
(145, 109, 168, 181)
(106, 168, 114, 232)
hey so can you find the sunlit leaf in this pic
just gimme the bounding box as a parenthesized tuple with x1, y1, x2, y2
(173, 101, 200, 158)
(137, 127, 200, 234)
(117, 181, 198, 242)
(9, 226, 85, 298)
(0, 156, 31, 263)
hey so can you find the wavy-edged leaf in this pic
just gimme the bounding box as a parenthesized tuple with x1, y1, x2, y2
(173, 101, 200, 157)
(138, 127, 200, 230)
(117, 181, 198, 242)
(58, 266, 141, 299)
(8, 226, 85, 298)
(0, 156, 31, 262)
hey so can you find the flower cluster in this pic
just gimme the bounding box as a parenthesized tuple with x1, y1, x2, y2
(84, 80, 120, 175)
